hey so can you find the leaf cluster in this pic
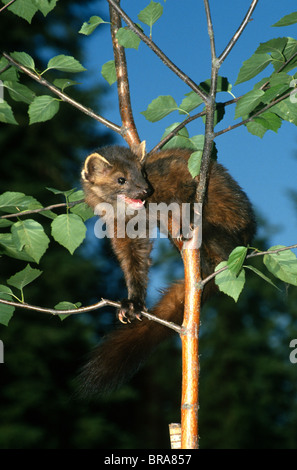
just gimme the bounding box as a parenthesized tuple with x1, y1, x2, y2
(0, 189, 93, 324)
(215, 245, 297, 302)
(0, 52, 85, 124)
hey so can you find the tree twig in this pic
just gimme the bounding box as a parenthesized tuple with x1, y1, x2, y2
(106, 0, 208, 103)
(109, 0, 141, 148)
(0, 0, 17, 14)
(0, 199, 84, 219)
(2, 52, 122, 135)
(218, 0, 259, 65)
(0, 297, 182, 334)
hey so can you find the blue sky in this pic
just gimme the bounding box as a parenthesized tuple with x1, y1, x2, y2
(81, 0, 297, 249)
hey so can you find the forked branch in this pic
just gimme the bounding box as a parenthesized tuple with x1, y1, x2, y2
(106, 0, 208, 103)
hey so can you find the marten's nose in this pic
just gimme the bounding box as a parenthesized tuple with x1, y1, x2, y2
(143, 185, 154, 198)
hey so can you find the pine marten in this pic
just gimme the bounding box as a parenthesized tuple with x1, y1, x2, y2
(80, 145, 256, 394)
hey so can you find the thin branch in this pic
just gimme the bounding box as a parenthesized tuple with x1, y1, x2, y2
(109, 0, 141, 148)
(0, 297, 182, 334)
(214, 89, 293, 138)
(106, 0, 208, 103)
(203, 0, 216, 61)
(0, 0, 17, 14)
(2, 52, 122, 135)
(196, 0, 218, 205)
(0, 199, 84, 220)
(218, 0, 259, 65)
(148, 111, 206, 155)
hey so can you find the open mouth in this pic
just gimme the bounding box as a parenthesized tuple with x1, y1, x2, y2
(119, 195, 146, 209)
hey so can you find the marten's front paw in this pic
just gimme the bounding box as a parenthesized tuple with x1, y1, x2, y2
(117, 299, 144, 324)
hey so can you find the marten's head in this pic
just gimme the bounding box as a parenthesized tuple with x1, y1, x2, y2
(81, 146, 154, 212)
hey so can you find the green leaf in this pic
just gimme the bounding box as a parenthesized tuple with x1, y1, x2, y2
(5, 81, 35, 104)
(271, 97, 297, 126)
(235, 89, 265, 119)
(161, 123, 190, 149)
(0, 233, 35, 262)
(69, 191, 94, 222)
(0, 285, 15, 326)
(116, 27, 141, 50)
(53, 79, 78, 91)
(6, 0, 39, 23)
(138, 1, 163, 35)
(246, 118, 271, 138)
(263, 246, 297, 286)
(33, 0, 58, 17)
(0, 58, 19, 81)
(68, 190, 84, 202)
(46, 187, 76, 198)
(269, 72, 293, 87)
(199, 76, 232, 94)
(258, 112, 282, 131)
(0, 101, 18, 125)
(0, 191, 42, 214)
(189, 134, 205, 150)
(46, 55, 86, 73)
(272, 12, 297, 27)
(188, 151, 202, 178)
(244, 265, 280, 290)
(235, 53, 271, 85)
(28, 95, 59, 124)
(7, 264, 42, 291)
(141, 95, 178, 122)
(79, 16, 107, 35)
(179, 91, 204, 114)
(227, 246, 248, 276)
(51, 213, 86, 254)
(261, 83, 290, 104)
(0, 219, 13, 228)
(256, 38, 288, 61)
(215, 262, 246, 302)
(281, 38, 297, 72)
(70, 203, 94, 222)
(246, 112, 282, 137)
(54, 301, 81, 321)
(11, 219, 50, 263)
(11, 51, 36, 71)
(101, 60, 117, 85)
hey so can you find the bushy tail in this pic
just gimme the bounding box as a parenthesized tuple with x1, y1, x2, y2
(78, 281, 185, 396)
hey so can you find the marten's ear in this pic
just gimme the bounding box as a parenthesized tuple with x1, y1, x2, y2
(131, 141, 146, 162)
(81, 152, 112, 183)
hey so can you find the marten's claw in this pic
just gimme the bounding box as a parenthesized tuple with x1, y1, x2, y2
(117, 299, 144, 323)
(118, 310, 128, 324)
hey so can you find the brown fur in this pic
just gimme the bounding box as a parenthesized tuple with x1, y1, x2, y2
(80, 145, 256, 394)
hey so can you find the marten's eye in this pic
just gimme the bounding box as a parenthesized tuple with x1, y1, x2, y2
(118, 177, 126, 185)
